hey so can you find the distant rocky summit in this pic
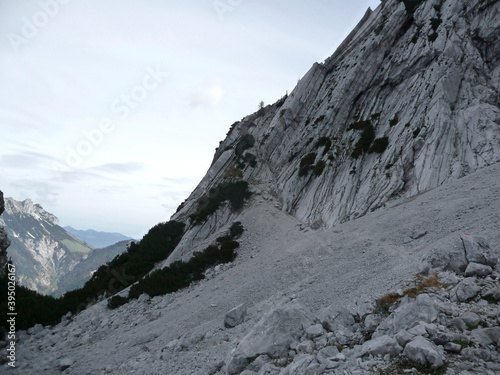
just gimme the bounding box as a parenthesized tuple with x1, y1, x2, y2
(64, 226, 133, 248)
(0, 197, 128, 295)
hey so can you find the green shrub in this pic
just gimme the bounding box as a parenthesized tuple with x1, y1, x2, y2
(316, 137, 332, 155)
(107, 295, 129, 310)
(313, 160, 326, 176)
(190, 181, 252, 225)
(351, 121, 375, 159)
(399, 0, 425, 13)
(299, 153, 317, 177)
(0, 221, 186, 330)
(430, 17, 442, 31)
(129, 240, 239, 299)
(389, 114, 399, 127)
(369, 137, 389, 153)
(235, 134, 255, 156)
(428, 32, 438, 42)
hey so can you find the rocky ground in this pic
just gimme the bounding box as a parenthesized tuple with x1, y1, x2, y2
(2, 159, 499, 375)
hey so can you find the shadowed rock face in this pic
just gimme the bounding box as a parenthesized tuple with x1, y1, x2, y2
(0, 191, 10, 272)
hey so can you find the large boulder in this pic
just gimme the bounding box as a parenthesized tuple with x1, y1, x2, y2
(226, 302, 315, 374)
(450, 278, 481, 302)
(461, 234, 497, 268)
(355, 335, 403, 358)
(225, 303, 247, 328)
(421, 234, 497, 275)
(374, 294, 439, 337)
(403, 336, 444, 369)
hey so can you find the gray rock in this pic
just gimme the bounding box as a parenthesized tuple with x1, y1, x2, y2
(296, 340, 315, 354)
(364, 314, 383, 333)
(395, 329, 413, 347)
(318, 305, 355, 332)
(375, 294, 439, 337)
(305, 324, 324, 339)
(444, 342, 462, 354)
(461, 234, 497, 267)
(316, 346, 340, 365)
(58, 357, 74, 371)
(403, 336, 444, 369)
(423, 237, 468, 273)
(471, 327, 500, 347)
(225, 303, 247, 328)
(355, 335, 403, 358)
(450, 278, 481, 302)
(226, 302, 315, 374)
(465, 262, 493, 277)
(279, 354, 318, 375)
(483, 287, 500, 302)
(460, 312, 481, 327)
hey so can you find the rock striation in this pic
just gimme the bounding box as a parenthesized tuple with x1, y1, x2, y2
(169, 0, 500, 265)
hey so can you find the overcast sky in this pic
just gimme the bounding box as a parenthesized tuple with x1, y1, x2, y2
(0, 0, 380, 238)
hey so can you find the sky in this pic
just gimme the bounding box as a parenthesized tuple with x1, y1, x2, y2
(0, 0, 381, 238)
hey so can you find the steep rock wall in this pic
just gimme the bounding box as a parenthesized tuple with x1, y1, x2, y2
(170, 0, 500, 263)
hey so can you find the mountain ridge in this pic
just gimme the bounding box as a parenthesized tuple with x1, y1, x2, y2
(63, 226, 133, 248)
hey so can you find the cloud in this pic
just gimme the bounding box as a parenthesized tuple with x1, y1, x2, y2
(0, 151, 63, 170)
(92, 162, 144, 174)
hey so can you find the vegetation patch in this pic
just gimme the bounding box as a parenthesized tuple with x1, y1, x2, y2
(379, 357, 448, 374)
(316, 137, 332, 155)
(235, 134, 255, 156)
(107, 295, 129, 310)
(190, 181, 252, 225)
(0, 221, 186, 330)
(399, 0, 425, 14)
(389, 114, 399, 127)
(369, 137, 389, 154)
(129, 224, 244, 299)
(349, 119, 375, 159)
(313, 160, 326, 176)
(299, 153, 317, 177)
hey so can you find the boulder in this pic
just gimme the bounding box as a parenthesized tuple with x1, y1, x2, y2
(355, 335, 403, 358)
(226, 302, 315, 374)
(403, 336, 444, 369)
(225, 303, 247, 328)
(460, 312, 481, 327)
(461, 234, 497, 267)
(471, 327, 500, 347)
(450, 278, 481, 302)
(374, 294, 439, 337)
(422, 237, 468, 273)
(305, 324, 324, 339)
(318, 305, 355, 332)
(465, 262, 493, 277)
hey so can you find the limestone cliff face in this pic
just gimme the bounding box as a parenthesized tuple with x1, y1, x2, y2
(169, 0, 500, 263)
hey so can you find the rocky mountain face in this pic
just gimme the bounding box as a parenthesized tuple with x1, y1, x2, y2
(0, 191, 10, 272)
(169, 0, 500, 264)
(0, 197, 128, 295)
(3, 0, 500, 374)
(63, 226, 133, 248)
